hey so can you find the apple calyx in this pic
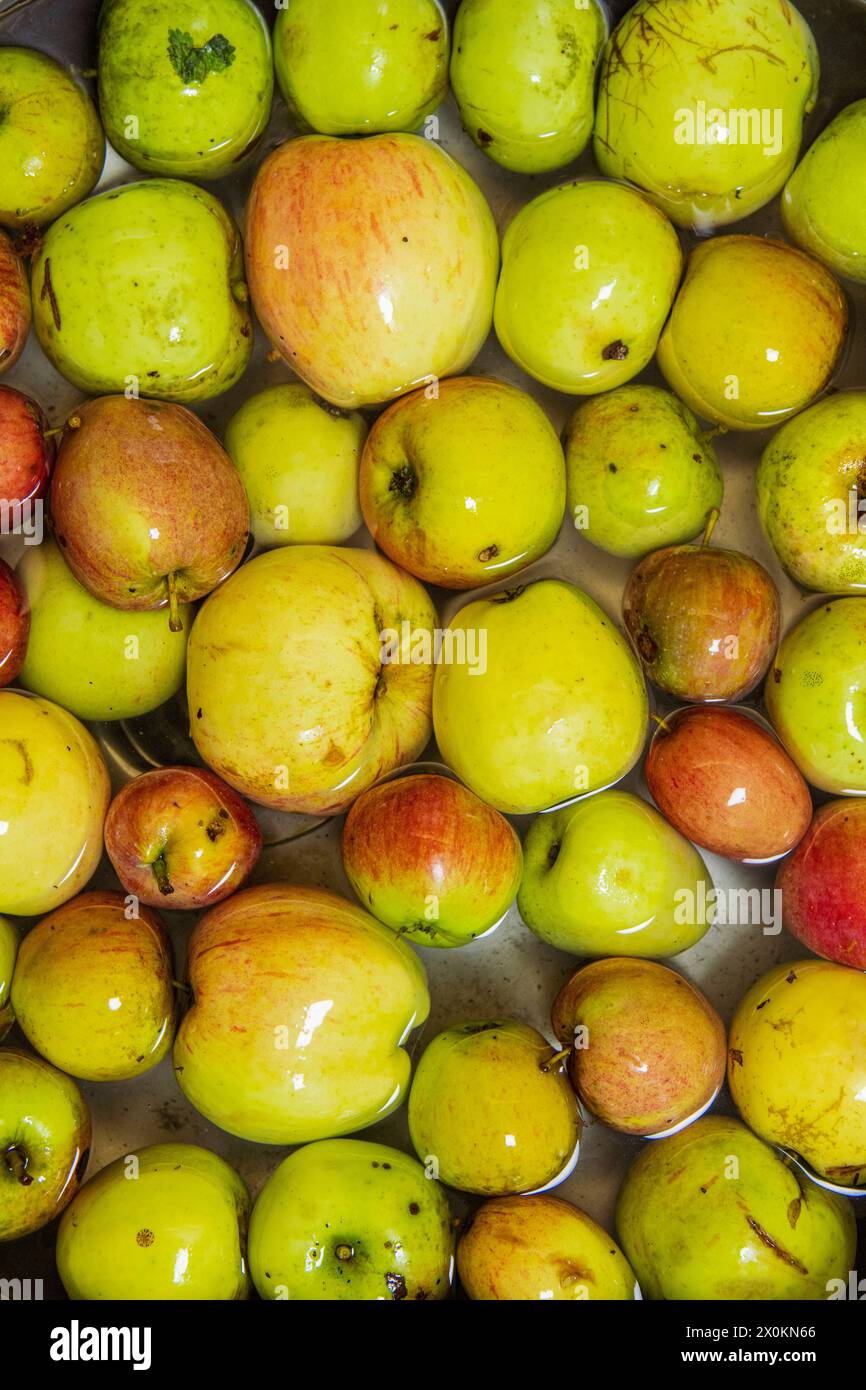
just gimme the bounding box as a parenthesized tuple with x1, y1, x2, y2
(150, 853, 175, 897)
(334, 1243, 355, 1262)
(10, 223, 41, 260)
(206, 811, 229, 841)
(4, 1143, 33, 1186)
(389, 463, 418, 501)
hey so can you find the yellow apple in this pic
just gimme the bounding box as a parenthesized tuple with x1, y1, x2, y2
(0, 690, 110, 916)
(187, 544, 436, 815)
(173, 883, 429, 1143)
(432, 578, 647, 814)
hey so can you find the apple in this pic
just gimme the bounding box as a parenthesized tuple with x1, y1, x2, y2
(0, 915, 17, 1040)
(173, 883, 429, 1143)
(245, 132, 498, 409)
(17, 537, 190, 720)
(622, 521, 780, 703)
(757, 392, 866, 593)
(224, 382, 365, 547)
(11, 890, 175, 1083)
(564, 384, 723, 559)
(518, 790, 714, 959)
(783, 99, 866, 283)
(0, 1049, 90, 1242)
(451, 0, 606, 174)
(50, 396, 248, 628)
(0, 47, 103, 228)
(551, 959, 725, 1138)
(187, 544, 436, 815)
(0, 384, 54, 505)
(359, 376, 565, 589)
(407, 1019, 580, 1195)
(432, 578, 648, 815)
(616, 1115, 855, 1300)
(32, 179, 252, 402)
(105, 765, 262, 910)
(0, 557, 29, 688)
(728, 959, 866, 1188)
(494, 180, 682, 395)
(0, 233, 30, 374)
(98, 0, 273, 179)
(248, 1138, 454, 1301)
(274, 0, 448, 136)
(594, 0, 818, 230)
(56, 1143, 250, 1300)
(341, 773, 522, 948)
(765, 597, 866, 794)
(776, 799, 866, 970)
(645, 706, 812, 863)
(658, 236, 848, 431)
(457, 1194, 637, 1301)
(0, 690, 110, 916)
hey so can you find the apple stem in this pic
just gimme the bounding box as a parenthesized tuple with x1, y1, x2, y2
(701, 508, 720, 548)
(151, 854, 175, 896)
(171, 979, 190, 994)
(650, 713, 672, 734)
(540, 1046, 572, 1074)
(166, 572, 182, 633)
(43, 414, 81, 441)
(701, 423, 728, 443)
(4, 1145, 31, 1186)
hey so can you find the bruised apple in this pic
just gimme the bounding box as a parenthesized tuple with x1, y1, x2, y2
(105, 766, 262, 910)
(552, 959, 725, 1137)
(174, 884, 428, 1143)
(645, 707, 811, 863)
(776, 800, 866, 970)
(187, 545, 436, 815)
(245, 133, 498, 408)
(0, 233, 30, 374)
(341, 773, 522, 948)
(51, 396, 248, 628)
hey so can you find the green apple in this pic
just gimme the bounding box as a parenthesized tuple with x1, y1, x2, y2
(0, 1050, 90, 1242)
(98, 0, 273, 179)
(32, 179, 252, 402)
(57, 1143, 250, 1299)
(594, 0, 819, 230)
(249, 1139, 454, 1301)
(494, 179, 682, 395)
(564, 385, 723, 558)
(273, 0, 448, 136)
(616, 1116, 856, 1300)
(518, 791, 713, 959)
(451, 0, 606, 174)
(0, 915, 17, 1040)
(187, 544, 436, 815)
(408, 1019, 580, 1195)
(12, 891, 175, 1083)
(757, 393, 866, 592)
(0, 47, 103, 229)
(0, 690, 110, 917)
(432, 578, 648, 815)
(783, 100, 866, 282)
(174, 884, 429, 1143)
(17, 537, 190, 722)
(729, 959, 866, 1188)
(224, 383, 365, 547)
(457, 1194, 637, 1301)
(765, 597, 866, 794)
(359, 376, 565, 588)
(658, 236, 848, 431)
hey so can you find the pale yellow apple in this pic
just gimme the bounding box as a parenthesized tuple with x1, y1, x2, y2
(224, 383, 365, 547)
(173, 883, 429, 1143)
(0, 691, 110, 916)
(187, 544, 437, 815)
(433, 579, 647, 814)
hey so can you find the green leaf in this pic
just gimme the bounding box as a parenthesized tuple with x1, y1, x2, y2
(167, 28, 236, 84)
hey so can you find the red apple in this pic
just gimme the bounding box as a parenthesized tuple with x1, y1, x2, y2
(776, 799, 866, 969)
(104, 766, 262, 910)
(341, 773, 522, 948)
(0, 384, 54, 506)
(0, 231, 30, 375)
(0, 557, 28, 686)
(645, 706, 812, 862)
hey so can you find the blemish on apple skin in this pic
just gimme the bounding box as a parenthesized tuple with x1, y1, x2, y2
(136, 1228, 155, 1247)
